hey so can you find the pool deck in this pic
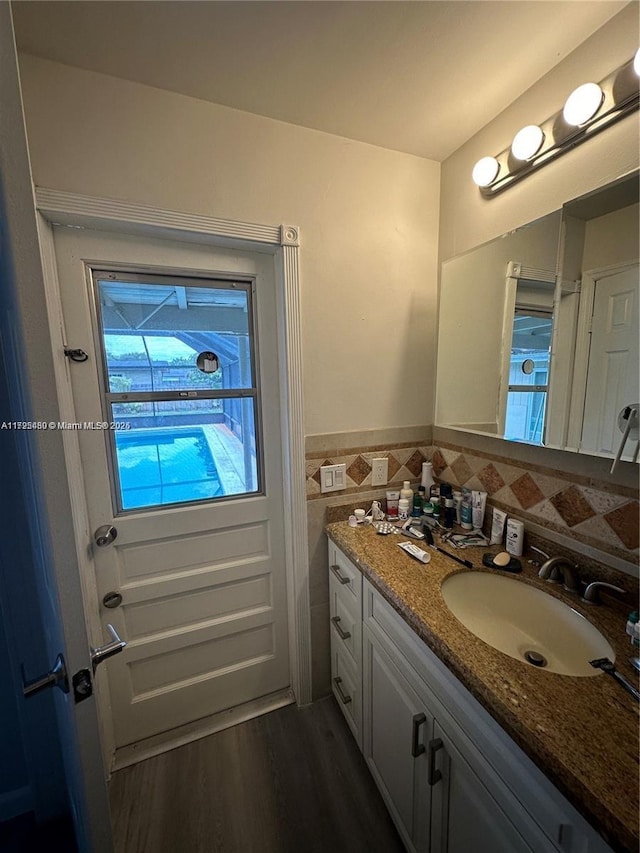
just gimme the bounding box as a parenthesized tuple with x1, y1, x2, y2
(202, 425, 251, 494)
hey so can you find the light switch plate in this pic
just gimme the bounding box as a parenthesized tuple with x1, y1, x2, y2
(371, 457, 389, 486)
(320, 463, 347, 493)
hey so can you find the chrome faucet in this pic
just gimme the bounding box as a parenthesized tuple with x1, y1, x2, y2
(582, 581, 626, 605)
(538, 556, 580, 593)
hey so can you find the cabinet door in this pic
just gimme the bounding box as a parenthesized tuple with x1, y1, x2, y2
(363, 626, 432, 853)
(430, 721, 535, 853)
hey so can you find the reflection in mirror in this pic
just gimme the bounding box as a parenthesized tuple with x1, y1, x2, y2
(436, 210, 561, 441)
(436, 172, 639, 459)
(553, 173, 639, 461)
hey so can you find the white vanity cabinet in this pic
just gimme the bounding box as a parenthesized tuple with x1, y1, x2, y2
(363, 623, 536, 853)
(328, 542, 614, 853)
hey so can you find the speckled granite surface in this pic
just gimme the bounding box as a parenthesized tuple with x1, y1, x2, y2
(326, 521, 640, 853)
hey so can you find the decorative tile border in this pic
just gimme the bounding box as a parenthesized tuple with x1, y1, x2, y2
(432, 441, 639, 565)
(306, 444, 431, 498)
(306, 433, 639, 567)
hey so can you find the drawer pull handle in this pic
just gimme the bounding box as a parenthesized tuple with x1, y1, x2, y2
(333, 676, 352, 705)
(411, 712, 427, 757)
(330, 564, 350, 585)
(331, 616, 351, 641)
(428, 737, 444, 785)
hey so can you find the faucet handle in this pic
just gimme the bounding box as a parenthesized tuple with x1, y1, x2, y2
(582, 581, 626, 605)
(530, 545, 551, 563)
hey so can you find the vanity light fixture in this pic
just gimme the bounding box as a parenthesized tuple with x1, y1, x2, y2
(562, 82, 604, 126)
(472, 156, 500, 187)
(472, 53, 639, 196)
(511, 125, 545, 160)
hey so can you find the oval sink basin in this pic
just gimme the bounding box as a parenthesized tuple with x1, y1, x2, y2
(441, 572, 614, 676)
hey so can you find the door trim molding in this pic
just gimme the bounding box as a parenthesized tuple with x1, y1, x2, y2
(35, 188, 312, 737)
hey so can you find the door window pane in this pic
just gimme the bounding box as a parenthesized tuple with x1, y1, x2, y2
(95, 272, 262, 513)
(99, 280, 253, 393)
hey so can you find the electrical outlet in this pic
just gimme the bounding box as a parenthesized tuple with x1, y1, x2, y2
(320, 463, 347, 493)
(371, 457, 388, 486)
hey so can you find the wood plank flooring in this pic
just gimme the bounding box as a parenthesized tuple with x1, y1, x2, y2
(109, 696, 405, 853)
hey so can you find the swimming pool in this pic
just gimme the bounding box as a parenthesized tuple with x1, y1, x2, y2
(114, 427, 224, 511)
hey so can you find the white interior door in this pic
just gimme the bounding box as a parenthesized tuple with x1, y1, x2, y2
(52, 226, 290, 749)
(581, 264, 639, 458)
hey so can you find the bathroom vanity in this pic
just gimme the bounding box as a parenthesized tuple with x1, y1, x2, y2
(326, 522, 639, 853)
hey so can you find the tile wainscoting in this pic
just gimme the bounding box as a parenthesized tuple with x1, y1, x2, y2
(306, 426, 639, 699)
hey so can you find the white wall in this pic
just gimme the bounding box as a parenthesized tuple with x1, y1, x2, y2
(439, 3, 639, 262)
(582, 203, 639, 271)
(17, 54, 440, 437)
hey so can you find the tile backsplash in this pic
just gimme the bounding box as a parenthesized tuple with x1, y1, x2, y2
(306, 428, 638, 568)
(431, 442, 638, 565)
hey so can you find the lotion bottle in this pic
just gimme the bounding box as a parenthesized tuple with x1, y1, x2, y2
(421, 462, 435, 493)
(400, 481, 414, 509)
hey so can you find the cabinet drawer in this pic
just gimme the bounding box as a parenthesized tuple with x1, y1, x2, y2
(331, 637, 362, 748)
(330, 574, 362, 668)
(328, 542, 362, 611)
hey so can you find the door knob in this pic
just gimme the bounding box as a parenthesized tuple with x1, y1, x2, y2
(22, 653, 70, 698)
(94, 524, 117, 547)
(91, 624, 126, 672)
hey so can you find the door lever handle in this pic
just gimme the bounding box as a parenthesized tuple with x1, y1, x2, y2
(91, 624, 126, 672)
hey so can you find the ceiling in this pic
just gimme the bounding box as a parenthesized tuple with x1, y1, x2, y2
(12, 1, 629, 161)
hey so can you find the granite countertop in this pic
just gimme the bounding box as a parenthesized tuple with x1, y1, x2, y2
(326, 520, 639, 853)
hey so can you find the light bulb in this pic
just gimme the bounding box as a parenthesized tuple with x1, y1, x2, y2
(634, 48, 640, 76)
(472, 156, 500, 187)
(563, 82, 604, 126)
(511, 125, 545, 161)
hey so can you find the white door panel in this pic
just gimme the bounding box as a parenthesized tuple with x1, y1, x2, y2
(52, 226, 290, 748)
(581, 265, 639, 458)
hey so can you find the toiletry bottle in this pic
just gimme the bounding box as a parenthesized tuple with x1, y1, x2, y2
(400, 481, 414, 510)
(460, 488, 473, 530)
(439, 483, 452, 518)
(413, 486, 425, 517)
(421, 501, 434, 525)
(626, 611, 640, 647)
(386, 489, 399, 519)
(506, 518, 524, 557)
(444, 496, 455, 528)
(453, 491, 463, 525)
(398, 498, 410, 520)
(421, 462, 435, 493)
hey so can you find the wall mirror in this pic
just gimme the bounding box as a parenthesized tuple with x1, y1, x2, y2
(435, 171, 639, 462)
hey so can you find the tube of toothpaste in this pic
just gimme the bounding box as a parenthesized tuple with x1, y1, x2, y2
(489, 507, 507, 545)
